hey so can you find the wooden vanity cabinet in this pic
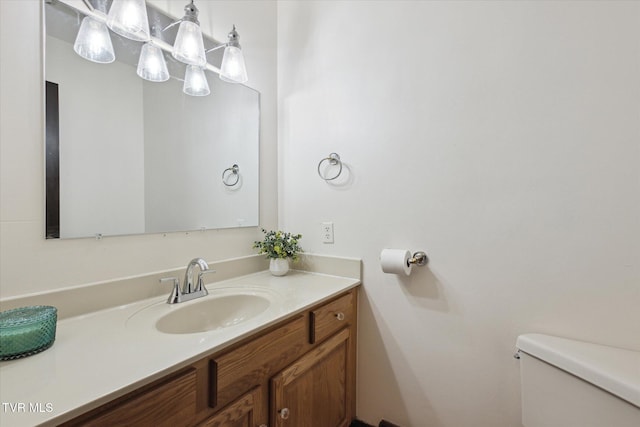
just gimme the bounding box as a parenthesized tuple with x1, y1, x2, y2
(63, 287, 357, 427)
(206, 288, 357, 427)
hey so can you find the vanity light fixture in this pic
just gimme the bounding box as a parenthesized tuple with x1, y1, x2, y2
(171, 1, 207, 67)
(217, 26, 249, 84)
(183, 65, 210, 96)
(73, 15, 115, 64)
(71, 0, 249, 94)
(137, 42, 170, 82)
(106, 0, 151, 42)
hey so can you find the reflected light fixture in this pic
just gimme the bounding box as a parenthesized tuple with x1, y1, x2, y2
(172, 1, 206, 67)
(137, 43, 170, 82)
(183, 65, 210, 96)
(73, 16, 115, 64)
(106, 0, 150, 42)
(219, 25, 248, 84)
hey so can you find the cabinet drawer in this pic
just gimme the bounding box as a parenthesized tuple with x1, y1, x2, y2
(70, 369, 198, 427)
(210, 316, 308, 410)
(310, 291, 354, 344)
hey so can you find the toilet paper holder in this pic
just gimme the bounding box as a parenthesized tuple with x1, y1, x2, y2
(408, 251, 428, 267)
(380, 249, 428, 276)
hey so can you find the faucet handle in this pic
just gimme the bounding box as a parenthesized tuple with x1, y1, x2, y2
(196, 269, 216, 292)
(160, 277, 181, 304)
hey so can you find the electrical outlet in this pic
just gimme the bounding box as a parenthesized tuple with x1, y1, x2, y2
(321, 222, 334, 244)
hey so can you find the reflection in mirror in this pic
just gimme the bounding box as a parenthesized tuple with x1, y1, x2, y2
(44, 0, 259, 239)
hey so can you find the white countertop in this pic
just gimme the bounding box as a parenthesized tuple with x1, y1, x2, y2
(0, 270, 360, 426)
(516, 333, 640, 408)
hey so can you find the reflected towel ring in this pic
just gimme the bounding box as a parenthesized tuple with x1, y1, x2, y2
(222, 164, 240, 186)
(317, 153, 343, 181)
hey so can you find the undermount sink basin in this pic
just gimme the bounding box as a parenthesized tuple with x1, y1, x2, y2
(155, 293, 271, 334)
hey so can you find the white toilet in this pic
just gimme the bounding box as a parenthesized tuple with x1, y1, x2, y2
(517, 333, 640, 427)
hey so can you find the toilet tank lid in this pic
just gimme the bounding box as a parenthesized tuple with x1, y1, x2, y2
(516, 333, 640, 408)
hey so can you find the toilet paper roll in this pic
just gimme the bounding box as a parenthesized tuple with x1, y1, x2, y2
(380, 249, 412, 276)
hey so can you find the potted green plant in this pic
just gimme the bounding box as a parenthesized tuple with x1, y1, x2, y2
(253, 229, 303, 276)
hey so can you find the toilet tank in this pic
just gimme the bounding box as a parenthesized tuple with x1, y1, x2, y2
(516, 334, 640, 427)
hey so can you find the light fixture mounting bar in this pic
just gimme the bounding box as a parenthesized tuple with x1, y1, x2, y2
(81, 0, 94, 12)
(205, 44, 226, 54)
(162, 20, 182, 33)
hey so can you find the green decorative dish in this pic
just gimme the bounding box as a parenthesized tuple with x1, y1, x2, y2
(0, 306, 57, 361)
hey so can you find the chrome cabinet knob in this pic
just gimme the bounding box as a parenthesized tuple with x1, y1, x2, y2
(279, 407, 290, 420)
(335, 312, 345, 321)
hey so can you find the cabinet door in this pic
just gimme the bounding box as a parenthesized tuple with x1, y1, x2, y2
(271, 328, 351, 427)
(200, 387, 266, 427)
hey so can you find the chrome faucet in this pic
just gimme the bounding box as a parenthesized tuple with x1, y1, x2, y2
(183, 257, 209, 294)
(160, 258, 216, 304)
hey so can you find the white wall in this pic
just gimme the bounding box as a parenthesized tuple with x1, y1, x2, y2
(278, 1, 640, 426)
(0, 0, 277, 298)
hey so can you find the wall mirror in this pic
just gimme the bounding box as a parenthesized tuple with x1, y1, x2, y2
(44, 0, 260, 239)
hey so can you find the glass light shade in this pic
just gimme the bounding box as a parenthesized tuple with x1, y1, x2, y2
(137, 43, 170, 82)
(219, 45, 248, 83)
(172, 20, 206, 66)
(73, 16, 115, 64)
(183, 65, 210, 96)
(106, 0, 150, 42)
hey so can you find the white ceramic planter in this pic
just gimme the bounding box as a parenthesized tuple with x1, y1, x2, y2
(269, 258, 290, 276)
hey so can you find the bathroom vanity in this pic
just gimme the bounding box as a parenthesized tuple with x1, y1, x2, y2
(0, 267, 360, 427)
(63, 289, 357, 426)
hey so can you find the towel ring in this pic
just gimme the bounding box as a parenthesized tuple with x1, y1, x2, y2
(222, 164, 240, 186)
(317, 153, 343, 181)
